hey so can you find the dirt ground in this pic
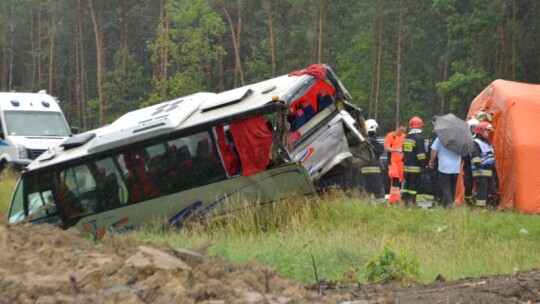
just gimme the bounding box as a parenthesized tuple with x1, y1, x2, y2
(0, 216, 539, 304)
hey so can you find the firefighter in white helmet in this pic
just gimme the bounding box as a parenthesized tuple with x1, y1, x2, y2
(361, 119, 385, 202)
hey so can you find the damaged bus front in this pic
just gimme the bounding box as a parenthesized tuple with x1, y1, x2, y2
(8, 64, 372, 238)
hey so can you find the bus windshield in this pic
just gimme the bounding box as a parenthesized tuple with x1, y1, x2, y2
(4, 111, 70, 136)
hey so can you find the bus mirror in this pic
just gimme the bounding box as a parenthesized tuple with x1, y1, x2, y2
(70, 127, 79, 135)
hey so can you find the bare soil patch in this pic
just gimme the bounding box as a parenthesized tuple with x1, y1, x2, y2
(0, 216, 538, 303)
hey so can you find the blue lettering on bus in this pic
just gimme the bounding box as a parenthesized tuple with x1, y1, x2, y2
(167, 200, 204, 227)
(111, 217, 134, 232)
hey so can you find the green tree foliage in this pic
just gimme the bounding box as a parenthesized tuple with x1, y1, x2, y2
(0, 0, 538, 131)
(102, 50, 149, 125)
(147, 0, 226, 105)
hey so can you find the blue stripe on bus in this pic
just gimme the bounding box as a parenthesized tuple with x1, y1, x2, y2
(167, 168, 305, 226)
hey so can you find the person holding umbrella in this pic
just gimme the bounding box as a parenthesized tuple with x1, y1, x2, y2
(429, 113, 476, 207)
(429, 136, 462, 207)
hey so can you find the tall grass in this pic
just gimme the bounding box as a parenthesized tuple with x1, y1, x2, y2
(0, 168, 19, 214)
(138, 190, 540, 284)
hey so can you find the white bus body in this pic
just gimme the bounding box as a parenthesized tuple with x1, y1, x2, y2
(8, 64, 372, 239)
(0, 91, 71, 170)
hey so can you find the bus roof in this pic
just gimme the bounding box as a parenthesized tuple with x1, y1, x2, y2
(25, 72, 313, 172)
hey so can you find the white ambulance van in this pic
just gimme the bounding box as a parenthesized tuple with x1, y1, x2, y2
(0, 91, 72, 170)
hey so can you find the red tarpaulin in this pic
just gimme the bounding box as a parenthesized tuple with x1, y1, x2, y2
(229, 115, 273, 176)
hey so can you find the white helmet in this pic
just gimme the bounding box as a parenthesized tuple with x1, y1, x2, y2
(467, 118, 479, 127)
(365, 119, 378, 132)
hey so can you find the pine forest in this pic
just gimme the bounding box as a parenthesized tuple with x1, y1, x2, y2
(0, 0, 538, 133)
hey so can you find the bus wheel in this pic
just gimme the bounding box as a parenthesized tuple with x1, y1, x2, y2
(0, 160, 6, 172)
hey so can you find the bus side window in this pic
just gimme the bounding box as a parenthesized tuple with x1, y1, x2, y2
(317, 93, 334, 112)
(177, 145, 193, 170)
(122, 152, 142, 203)
(95, 168, 121, 212)
(215, 125, 241, 177)
(147, 152, 168, 193)
(133, 148, 161, 199)
(196, 138, 213, 161)
(194, 138, 210, 176)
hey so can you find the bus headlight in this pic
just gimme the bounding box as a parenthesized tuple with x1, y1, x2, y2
(18, 145, 28, 159)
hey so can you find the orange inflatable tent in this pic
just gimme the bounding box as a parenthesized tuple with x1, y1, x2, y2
(467, 79, 540, 213)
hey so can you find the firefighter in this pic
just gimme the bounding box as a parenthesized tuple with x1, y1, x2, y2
(463, 118, 479, 205)
(471, 121, 495, 207)
(427, 115, 441, 203)
(384, 121, 406, 204)
(402, 116, 427, 206)
(361, 119, 385, 202)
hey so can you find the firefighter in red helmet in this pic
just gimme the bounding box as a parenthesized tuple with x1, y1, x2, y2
(402, 116, 427, 206)
(471, 121, 495, 207)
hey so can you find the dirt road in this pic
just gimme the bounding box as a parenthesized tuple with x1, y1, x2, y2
(0, 216, 538, 303)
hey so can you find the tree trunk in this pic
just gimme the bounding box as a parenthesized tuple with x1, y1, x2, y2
(3, 2, 15, 91)
(374, 1, 384, 122)
(369, 57, 376, 118)
(395, 0, 403, 125)
(37, 9, 43, 84)
(263, 0, 278, 77)
(87, 0, 105, 125)
(1, 47, 7, 90)
(48, 15, 56, 94)
(219, 35, 225, 91)
(511, 0, 516, 80)
(75, 0, 84, 129)
(160, 1, 168, 81)
(30, 9, 36, 88)
(317, 0, 323, 63)
(121, 0, 128, 99)
(155, 0, 169, 99)
(441, 43, 450, 115)
(219, 0, 245, 86)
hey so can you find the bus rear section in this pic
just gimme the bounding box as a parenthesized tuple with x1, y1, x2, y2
(0, 91, 71, 170)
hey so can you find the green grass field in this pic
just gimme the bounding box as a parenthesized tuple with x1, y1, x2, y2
(138, 191, 540, 284)
(0, 169, 18, 214)
(1, 172, 539, 285)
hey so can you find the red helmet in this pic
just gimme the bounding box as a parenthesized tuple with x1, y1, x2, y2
(475, 121, 493, 135)
(409, 116, 423, 129)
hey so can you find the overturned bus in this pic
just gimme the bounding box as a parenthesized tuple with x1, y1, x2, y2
(7, 64, 373, 239)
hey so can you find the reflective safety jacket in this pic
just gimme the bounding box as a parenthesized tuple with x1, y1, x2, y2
(403, 132, 427, 173)
(361, 135, 384, 174)
(471, 136, 495, 177)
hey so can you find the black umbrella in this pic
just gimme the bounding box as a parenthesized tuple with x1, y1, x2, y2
(434, 113, 476, 156)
